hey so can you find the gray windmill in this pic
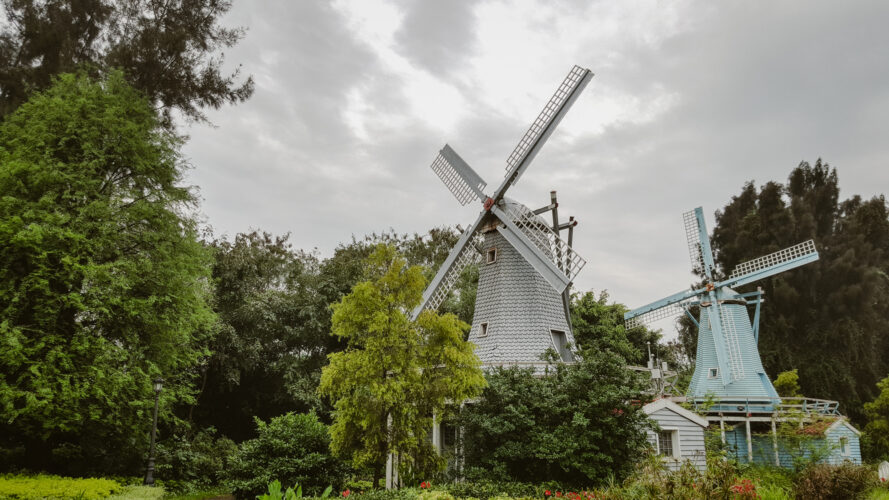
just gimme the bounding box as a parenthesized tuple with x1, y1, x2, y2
(412, 65, 593, 372)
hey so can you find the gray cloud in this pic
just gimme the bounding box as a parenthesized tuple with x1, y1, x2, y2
(182, 0, 889, 335)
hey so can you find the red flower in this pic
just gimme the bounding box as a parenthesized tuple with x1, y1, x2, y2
(556, 492, 562, 498)
(545, 491, 551, 497)
(342, 490, 350, 497)
(420, 481, 430, 489)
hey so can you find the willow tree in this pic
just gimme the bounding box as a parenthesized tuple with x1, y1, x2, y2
(319, 245, 485, 486)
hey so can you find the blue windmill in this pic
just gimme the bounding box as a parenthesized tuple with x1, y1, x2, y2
(624, 207, 819, 411)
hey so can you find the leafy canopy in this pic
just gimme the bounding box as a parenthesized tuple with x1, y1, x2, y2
(318, 244, 486, 483)
(0, 0, 253, 125)
(0, 71, 215, 474)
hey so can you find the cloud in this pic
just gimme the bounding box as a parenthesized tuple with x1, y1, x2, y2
(182, 0, 889, 339)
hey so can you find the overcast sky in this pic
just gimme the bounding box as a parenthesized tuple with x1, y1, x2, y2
(182, 0, 889, 337)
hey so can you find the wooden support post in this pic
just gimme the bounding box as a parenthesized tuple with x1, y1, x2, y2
(745, 419, 753, 463)
(772, 417, 780, 466)
(720, 417, 726, 444)
(432, 413, 441, 455)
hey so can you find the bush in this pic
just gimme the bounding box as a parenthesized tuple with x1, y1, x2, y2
(226, 411, 348, 500)
(458, 357, 651, 486)
(155, 427, 237, 492)
(0, 474, 121, 499)
(442, 480, 550, 500)
(105, 485, 166, 499)
(794, 463, 877, 499)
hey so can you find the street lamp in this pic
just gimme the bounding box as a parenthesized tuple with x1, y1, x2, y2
(144, 377, 164, 486)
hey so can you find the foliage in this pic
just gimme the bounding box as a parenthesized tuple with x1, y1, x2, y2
(776, 412, 838, 472)
(226, 411, 347, 500)
(193, 231, 332, 441)
(773, 370, 802, 398)
(458, 353, 651, 486)
(105, 485, 165, 499)
(864, 375, 889, 460)
(687, 160, 889, 422)
(0, 0, 253, 125)
(319, 244, 486, 485)
(257, 480, 333, 500)
(0, 72, 215, 474)
(442, 480, 553, 500)
(0, 474, 121, 499)
(571, 290, 665, 365)
(793, 462, 877, 500)
(162, 487, 231, 500)
(155, 427, 236, 492)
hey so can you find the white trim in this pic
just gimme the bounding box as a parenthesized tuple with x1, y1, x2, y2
(708, 367, 719, 379)
(655, 427, 682, 460)
(486, 247, 497, 264)
(643, 398, 709, 428)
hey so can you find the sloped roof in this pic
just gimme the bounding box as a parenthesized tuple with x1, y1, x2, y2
(643, 398, 709, 427)
(826, 417, 862, 437)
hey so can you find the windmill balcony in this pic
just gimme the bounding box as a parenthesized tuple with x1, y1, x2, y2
(688, 396, 840, 417)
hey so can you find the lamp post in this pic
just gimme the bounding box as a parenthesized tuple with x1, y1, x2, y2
(144, 377, 164, 486)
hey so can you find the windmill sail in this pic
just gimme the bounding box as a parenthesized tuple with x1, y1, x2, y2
(722, 240, 819, 288)
(430, 144, 488, 206)
(500, 66, 593, 190)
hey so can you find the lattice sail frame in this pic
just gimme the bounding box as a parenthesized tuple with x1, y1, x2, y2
(625, 301, 691, 329)
(430, 149, 487, 206)
(716, 304, 745, 381)
(682, 209, 705, 274)
(729, 240, 817, 279)
(504, 65, 588, 182)
(501, 202, 586, 281)
(423, 234, 483, 312)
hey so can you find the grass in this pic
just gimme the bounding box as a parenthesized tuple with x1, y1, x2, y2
(163, 486, 231, 499)
(106, 485, 166, 499)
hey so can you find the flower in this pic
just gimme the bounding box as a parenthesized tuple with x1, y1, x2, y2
(556, 492, 562, 498)
(545, 491, 551, 497)
(342, 490, 350, 497)
(420, 481, 430, 489)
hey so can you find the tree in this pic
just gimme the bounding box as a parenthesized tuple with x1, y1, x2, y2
(458, 354, 651, 486)
(698, 160, 889, 422)
(0, 71, 215, 474)
(190, 231, 332, 441)
(863, 375, 889, 460)
(773, 369, 802, 398)
(0, 0, 253, 125)
(318, 245, 486, 486)
(571, 290, 673, 366)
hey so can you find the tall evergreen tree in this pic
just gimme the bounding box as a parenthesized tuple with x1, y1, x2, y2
(0, 72, 215, 474)
(691, 160, 889, 422)
(0, 0, 253, 125)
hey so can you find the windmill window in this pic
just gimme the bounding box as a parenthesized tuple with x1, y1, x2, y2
(551, 330, 574, 362)
(708, 368, 719, 379)
(479, 323, 488, 337)
(486, 247, 497, 264)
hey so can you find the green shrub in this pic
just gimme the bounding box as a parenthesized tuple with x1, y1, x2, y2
(442, 480, 550, 500)
(0, 474, 121, 499)
(105, 485, 165, 499)
(226, 411, 348, 500)
(155, 427, 237, 492)
(794, 463, 877, 499)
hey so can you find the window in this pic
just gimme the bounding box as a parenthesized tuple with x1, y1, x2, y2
(708, 367, 719, 379)
(840, 436, 851, 457)
(550, 330, 574, 362)
(486, 247, 497, 264)
(657, 429, 680, 459)
(479, 323, 488, 337)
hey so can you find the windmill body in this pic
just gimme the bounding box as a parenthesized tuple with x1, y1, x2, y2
(413, 66, 593, 369)
(686, 288, 778, 404)
(469, 205, 576, 372)
(625, 207, 819, 411)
